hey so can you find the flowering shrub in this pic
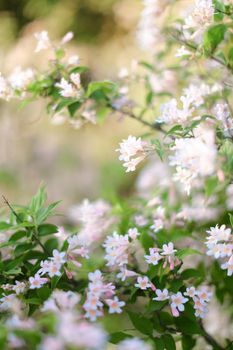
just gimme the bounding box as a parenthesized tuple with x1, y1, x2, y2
(0, 0, 233, 349)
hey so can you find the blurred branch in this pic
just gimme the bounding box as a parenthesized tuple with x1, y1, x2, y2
(169, 30, 233, 73)
(109, 103, 166, 134)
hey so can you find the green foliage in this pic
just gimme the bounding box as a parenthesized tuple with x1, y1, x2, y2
(203, 24, 227, 56)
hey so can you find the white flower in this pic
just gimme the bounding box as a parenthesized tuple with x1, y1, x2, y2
(184, 287, 196, 298)
(12, 281, 26, 295)
(170, 292, 188, 312)
(161, 242, 177, 256)
(135, 276, 151, 290)
(103, 232, 130, 267)
(8, 67, 34, 91)
(61, 31, 74, 44)
(169, 127, 217, 194)
(70, 73, 81, 88)
(47, 261, 62, 278)
(118, 337, 151, 350)
(29, 274, 48, 289)
(106, 296, 125, 314)
(0, 73, 12, 101)
(221, 255, 233, 276)
(116, 135, 154, 172)
(68, 55, 80, 66)
(34, 31, 51, 52)
(145, 248, 162, 265)
(88, 270, 103, 283)
(55, 77, 80, 98)
(175, 46, 192, 58)
(153, 289, 169, 301)
(206, 225, 231, 244)
(128, 227, 140, 240)
(51, 249, 66, 265)
(184, 0, 214, 38)
(197, 288, 212, 303)
(117, 268, 137, 281)
(150, 218, 164, 232)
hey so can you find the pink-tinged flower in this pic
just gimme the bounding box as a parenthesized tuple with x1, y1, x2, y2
(47, 261, 62, 278)
(116, 135, 154, 172)
(134, 215, 148, 227)
(51, 249, 66, 265)
(184, 287, 196, 298)
(84, 308, 103, 322)
(83, 293, 103, 311)
(117, 268, 137, 282)
(170, 292, 188, 315)
(206, 225, 231, 244)
(61, 31, 74, 44)
(34, 31, 51, 52)
(38, 259, 51, 275)
(197, 288, 212, 303)
(221, 255, 233, 276)
(135, 276, 151, 290)
(106, 296, 125, 314)
(128, 227, 140, 240)
(206, 243, 222, 259)
(88, 270, 103, 283)
(40, 336, 64, 350)
(118, 337, 151, 350)
(161, 242, 177, 256)
(145, 248, 162, 265)
(29, 274, 48, 289)
(153, 289, 169, 301)
(150, 218, 164, 233)
(12, 281, 26, 295)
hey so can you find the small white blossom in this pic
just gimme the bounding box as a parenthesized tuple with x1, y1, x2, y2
(34, 31, 51, 52)
(153, 289, 169, 301)
(106, 296, 125, 314)
(135, 276, 151, 290)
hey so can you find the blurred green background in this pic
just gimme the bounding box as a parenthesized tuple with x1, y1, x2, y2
(0, 0, 146, 210)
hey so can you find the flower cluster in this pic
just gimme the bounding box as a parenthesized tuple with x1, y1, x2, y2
(153, 285, 212, 318)
(206, 224, 233, 276)
(68, 199, 112, 244)
(29, 249, 66, 289)
(117, 135, 154, 172)
(183, 0, 214, 39)
(169, 126, 217, 194)
(83, 270, 125, 321)
(103, 229, 139, 281)
(145, 242, 179, 270)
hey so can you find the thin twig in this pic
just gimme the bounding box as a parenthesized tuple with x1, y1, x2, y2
(109, 103, 166, 134)
(169, 31, 232, 74)
(199, 321, 224, 350)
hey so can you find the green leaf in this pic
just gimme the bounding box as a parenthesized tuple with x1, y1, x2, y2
(176, 248, 202, 259)
(228, 47, 233, 68)
(175, 316, 202, 335)
(163, 334, 176, 350)
(153, 337, 165, 350)
(205, 176, 219, 197)
(109, 332, 132, 344)
(203, 24, 227, 56)
(182, 335, 196, 350)
(86, 81, 117, 98)
(68, 101, 81, 117)
(38, 224, 58, 237)
(229, 213, 233, 228)
(70, 66, 89, 74)
(9, 230, 26, 242)
(29, 186, 47, 214)
(14, 242, 34, 256)
(128, 311, 153, 336)
(152, 139, 164, 161)
(0, 222, 12, 231)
